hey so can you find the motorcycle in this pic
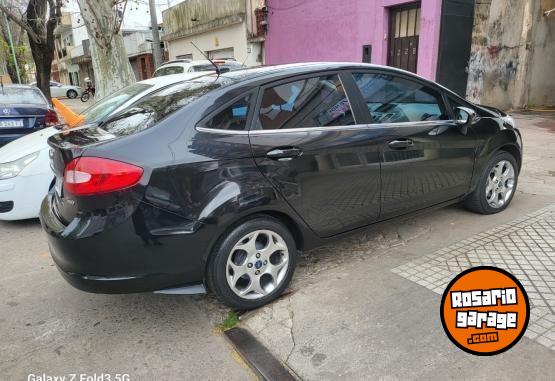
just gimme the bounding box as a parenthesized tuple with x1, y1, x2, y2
(81, 84, 95, 102)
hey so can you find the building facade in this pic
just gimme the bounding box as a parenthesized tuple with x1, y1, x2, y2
(124, 29, 159, 81)
(265, 1, 441, 78)
(162, 0, 266, 66)
(52, 12, 81, 85)
(264, 0, 476, 96)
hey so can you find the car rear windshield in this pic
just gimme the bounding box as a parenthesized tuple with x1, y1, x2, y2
(0, 87, 45, 105)
(98, 78, 230, 137)
(190, 64, 217, 72)
(81, 83, 153, 122)
(153, 66, 185, 77)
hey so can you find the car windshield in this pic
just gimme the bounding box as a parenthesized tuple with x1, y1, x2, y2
(81, 83, 153, 122)
(99, 78, 229, 137)
(0, 87, 45, 105)
(153, 66, 185, 77)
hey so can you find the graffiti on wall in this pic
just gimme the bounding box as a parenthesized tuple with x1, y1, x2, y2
(466, 44, 519, 104)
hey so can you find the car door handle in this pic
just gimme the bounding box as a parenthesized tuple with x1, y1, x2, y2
(388, 139, 414, 149)
(266, 147, 303, 161)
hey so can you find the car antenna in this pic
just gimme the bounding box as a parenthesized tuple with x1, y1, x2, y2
(190, 41, 221, 76)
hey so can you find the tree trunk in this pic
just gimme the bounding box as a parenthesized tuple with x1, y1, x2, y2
(77, 0, 136, 100)
(29, 39, 53, 99)
(26, 0, 60, 101)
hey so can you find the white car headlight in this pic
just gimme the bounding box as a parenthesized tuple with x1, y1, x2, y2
(0, 151, 40, 180)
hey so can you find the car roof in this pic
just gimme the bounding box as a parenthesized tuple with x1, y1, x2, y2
(156, 60, 211, 68)
(213, 62, 418, 82)
(197, 62, 462, 99)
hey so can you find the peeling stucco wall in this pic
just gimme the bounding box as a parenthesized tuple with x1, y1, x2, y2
(466, 0, 555, 109)
(527, 0, 555, 107)
(162, 0, 247, 41)
(162, 0, 265, 66)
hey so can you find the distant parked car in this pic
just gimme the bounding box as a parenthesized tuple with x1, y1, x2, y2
(0, 84, 59, 147)
(40, 63, 521, 310)
(153, 59, 244, 77)
(31, 80, 83, 99)
(0, 72, 210, 220)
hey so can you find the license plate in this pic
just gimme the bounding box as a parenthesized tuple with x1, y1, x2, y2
(0, 119, 24, 128)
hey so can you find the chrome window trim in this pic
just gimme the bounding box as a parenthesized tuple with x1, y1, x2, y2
(196, 119, 454, 135)
(196, 126, 249, 135)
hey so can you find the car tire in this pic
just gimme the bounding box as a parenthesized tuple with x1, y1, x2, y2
(464, 151, 518, 214)
(207, 216, 297, 310)
(67, 90, 78, 99)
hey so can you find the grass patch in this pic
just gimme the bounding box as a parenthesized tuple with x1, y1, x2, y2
(221, 311, 240, 330)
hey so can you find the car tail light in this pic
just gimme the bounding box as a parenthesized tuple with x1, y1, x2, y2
(45, 109, 59, 127)
(64, 157, 143, 196)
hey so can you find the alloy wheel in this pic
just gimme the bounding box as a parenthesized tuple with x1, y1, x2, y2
(485, 160, 515, 209)
(226, 229, 290, 300)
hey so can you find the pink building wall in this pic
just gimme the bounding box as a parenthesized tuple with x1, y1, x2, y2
(264, 0, 443, 80)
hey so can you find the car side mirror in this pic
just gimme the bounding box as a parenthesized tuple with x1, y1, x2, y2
(455, 106, 476, 135)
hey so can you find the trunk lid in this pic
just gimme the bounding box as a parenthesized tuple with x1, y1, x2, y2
(47, 124, 114, 224)
(0, 104, 48, 132)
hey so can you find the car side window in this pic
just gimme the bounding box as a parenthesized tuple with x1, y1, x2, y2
(203, 94, 252, 131)
(257, 74, 355, 130)
(352, 72, 447, 123)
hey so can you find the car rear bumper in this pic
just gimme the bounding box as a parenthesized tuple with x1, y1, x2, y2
(54, 264, 199, 294)
(40, 193, 211, 293)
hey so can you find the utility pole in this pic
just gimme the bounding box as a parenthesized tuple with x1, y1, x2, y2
(2, 2, 21, 83)
(148, 0, 163, 68)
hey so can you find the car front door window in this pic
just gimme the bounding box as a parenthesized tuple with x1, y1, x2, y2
(352, 72, 447, 124)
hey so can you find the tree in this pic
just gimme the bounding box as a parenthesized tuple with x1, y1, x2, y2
(76, 0, 135, 100)
(0, 0, 62, 99)
(0, 18, 28, 83)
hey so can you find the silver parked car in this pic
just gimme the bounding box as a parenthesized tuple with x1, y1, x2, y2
(30, 81, 84, 99)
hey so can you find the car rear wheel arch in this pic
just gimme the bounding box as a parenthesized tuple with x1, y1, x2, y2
(207, 211, 304, 260)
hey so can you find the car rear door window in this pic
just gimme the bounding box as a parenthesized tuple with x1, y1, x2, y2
(257, 74, 355, 130)
(352, 72, 447, 123)
(203, 94, 251, 131)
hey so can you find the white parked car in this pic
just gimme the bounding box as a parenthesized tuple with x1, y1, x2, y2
(0, 72, 211, 220)
(30, 81, 84, 99)
(153, 59, 244, 77)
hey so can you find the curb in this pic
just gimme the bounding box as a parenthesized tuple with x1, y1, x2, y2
(224, 327, 299, 381)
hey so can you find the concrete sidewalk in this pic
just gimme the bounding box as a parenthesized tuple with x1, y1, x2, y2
(241, 112, 555, 380)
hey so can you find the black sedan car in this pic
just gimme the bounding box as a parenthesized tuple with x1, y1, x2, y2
(0, 84, 59, 147)
(40, 63, 522, 309)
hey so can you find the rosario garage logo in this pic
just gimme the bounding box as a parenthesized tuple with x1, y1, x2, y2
(440, 266, 529, 355)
